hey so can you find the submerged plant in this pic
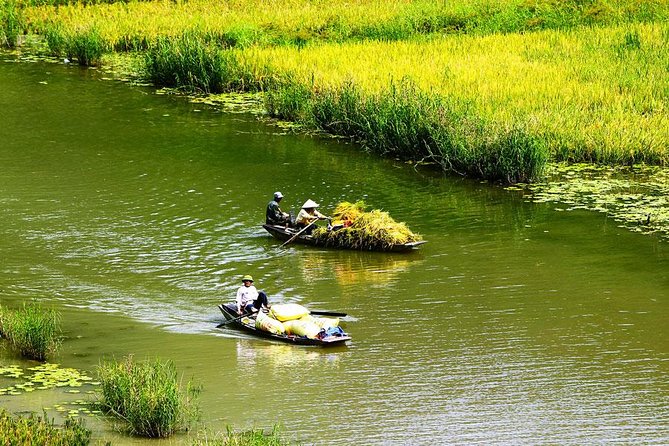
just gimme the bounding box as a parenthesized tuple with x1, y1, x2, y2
(1, 302, 61, 361)
(96, 355, 200, 438)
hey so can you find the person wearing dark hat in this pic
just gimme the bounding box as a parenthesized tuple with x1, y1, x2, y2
(295, 199, 329, 235)
(236, 275, 269, 315)
(266, 191, 291, 226)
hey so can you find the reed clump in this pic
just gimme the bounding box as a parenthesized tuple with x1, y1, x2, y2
(96, 355, 200, 438)
(312, 201, 422, 250)
(0, 409, 91, 446)
(0, 0, 23, 48)
(0, 303, 61, 361)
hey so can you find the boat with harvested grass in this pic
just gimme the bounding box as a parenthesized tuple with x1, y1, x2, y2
(218, 303, 351, 346)
(263, 201, 426, 252)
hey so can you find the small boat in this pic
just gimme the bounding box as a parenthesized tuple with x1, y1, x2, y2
(217, 304, 351, 346)
(262, 224, 427, 252)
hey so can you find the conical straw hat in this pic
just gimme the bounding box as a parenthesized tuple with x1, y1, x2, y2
(301, 199, 319, 208)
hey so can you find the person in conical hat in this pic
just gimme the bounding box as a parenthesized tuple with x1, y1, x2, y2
(266, 191, 290, 226)
(295, 199, 329, 234)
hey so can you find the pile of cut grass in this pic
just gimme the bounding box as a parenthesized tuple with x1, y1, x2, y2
(312, 201, 422, 250)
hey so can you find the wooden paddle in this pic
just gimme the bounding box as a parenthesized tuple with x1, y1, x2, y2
(216, 305, 252, 327)
(279, 219, 319, 247)
(310, 310, 347, 317)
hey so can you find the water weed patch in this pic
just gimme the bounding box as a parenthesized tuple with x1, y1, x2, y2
(0, 409, 91, 446)
(508, 163, 669, 240)
(96, 355, 200, 438)
(0, 302, 61, 361)
(0, 363, 96, 396)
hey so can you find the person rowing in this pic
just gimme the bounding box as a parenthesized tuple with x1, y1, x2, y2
(266, 191, 291, 226)
(235, 275, 270, 315)
(294, 199, 330, 235)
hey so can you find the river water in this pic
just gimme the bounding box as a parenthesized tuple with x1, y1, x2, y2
(1, 56, 668, 445)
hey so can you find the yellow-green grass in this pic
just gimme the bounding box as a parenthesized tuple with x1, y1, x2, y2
(0, 409, 91, 446)
(0, 303, 61, 361)
(6, 0, 669, 180)
(192, 426, 293, 446)
(21, 0, 669, 51)
(234, 23, 668, 166)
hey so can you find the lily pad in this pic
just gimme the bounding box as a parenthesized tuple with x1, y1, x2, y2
(514, 163, 669, 241)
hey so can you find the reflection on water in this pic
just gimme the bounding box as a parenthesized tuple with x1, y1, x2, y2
(296, 249, 421, 287)
(235, 341, 343, 369)
(1, 57, 668, 445)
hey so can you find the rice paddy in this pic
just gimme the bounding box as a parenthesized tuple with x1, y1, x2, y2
(1, 0, 666, 182)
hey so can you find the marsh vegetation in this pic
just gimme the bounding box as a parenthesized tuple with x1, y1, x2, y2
(2, 0, 668, 182)
(0, 303, 61, 361)
(0, 408, 91, 446)
(96, 355, 201, 438)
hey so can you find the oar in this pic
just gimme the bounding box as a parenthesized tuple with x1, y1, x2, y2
(279, 219, 318, 248)
(216, 305, 251, 327)
(310, 310, 347, 317)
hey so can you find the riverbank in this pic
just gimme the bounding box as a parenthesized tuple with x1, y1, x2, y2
(2, 0, 668, 183)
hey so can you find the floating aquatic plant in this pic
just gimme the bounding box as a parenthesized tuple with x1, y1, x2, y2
(508, 163, 669, 240)
(0, 363, 96, 396)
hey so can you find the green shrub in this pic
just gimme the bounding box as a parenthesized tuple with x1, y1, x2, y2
(0, 409, 91, 446)
(96, 355, 200, 438)
(0, 302, 61, 361)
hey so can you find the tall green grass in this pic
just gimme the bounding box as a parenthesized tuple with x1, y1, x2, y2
(96, 355, 200, 438)
(0, 303, 61, 361)
(43, 25, 108, 65)
(0, 409, 91, 445)
(144, 40, 546, 182)
(266, 79, 546, 182)
(0, 0, 23, 48)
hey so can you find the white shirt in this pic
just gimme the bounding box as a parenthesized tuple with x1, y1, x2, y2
(236, 284, 258, 311)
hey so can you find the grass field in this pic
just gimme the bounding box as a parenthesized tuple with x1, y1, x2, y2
(3, 0, 668, 181)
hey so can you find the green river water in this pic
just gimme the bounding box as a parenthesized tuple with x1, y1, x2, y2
(1, 56, 668, 445)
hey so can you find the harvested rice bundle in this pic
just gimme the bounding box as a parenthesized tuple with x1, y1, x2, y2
(312, 201, 422, 250)
(331, 201, 365, 225)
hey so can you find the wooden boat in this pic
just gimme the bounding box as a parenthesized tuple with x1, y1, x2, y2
(262, 224, 427, 252)
(217, 304, 351, 346)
